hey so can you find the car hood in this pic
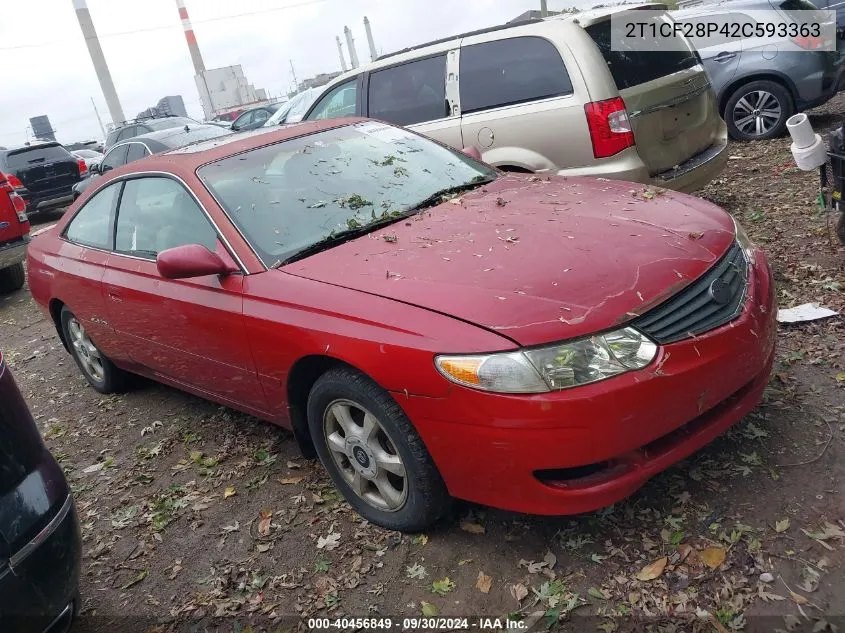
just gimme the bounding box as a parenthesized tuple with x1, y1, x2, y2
(281, 176, 736, 346)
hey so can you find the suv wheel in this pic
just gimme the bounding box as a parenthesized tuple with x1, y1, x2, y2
(307, 366, 450, 532)
(725, 80, 793, 141)
(0, 263, 25, 294)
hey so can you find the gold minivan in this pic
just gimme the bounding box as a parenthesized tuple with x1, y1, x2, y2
(301, 4, 728, 193)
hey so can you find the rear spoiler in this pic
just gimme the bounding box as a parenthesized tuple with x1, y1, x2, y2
(570, 3, 668, 27)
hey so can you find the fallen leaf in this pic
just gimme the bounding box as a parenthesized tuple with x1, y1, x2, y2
(588, 587, 608, 600)
(775, 518, 790, 533)
(459, 520, 485, 534)
(279, 476, 304, 485)
(476, 571, 492, 594)
(421, 602, 438, 617)
(543, 551, 557, 569)
(257, 510, 272, 536)
(699, 546, 727, 569)
(223, 486, 236, 499)
(317, 531, 341, 550)
(120, 568, 148, 590)
(636, 556, 668, 581)
(510, 582, 529, 602)
(412, 534, 428, 546)
(431, 577, 455, 596)
(406, 563, 427, 580)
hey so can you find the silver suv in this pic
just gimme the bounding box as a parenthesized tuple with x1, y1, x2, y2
(673, 0, 843, 140)
(302, 4, 728, 193)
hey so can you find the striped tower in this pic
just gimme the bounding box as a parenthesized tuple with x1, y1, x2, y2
(176, 0, 206, 75)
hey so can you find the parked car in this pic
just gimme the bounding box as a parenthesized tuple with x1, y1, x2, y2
(0, 349, 82, 632)
(230, 103, 283, 131)
(27, 118, 775, 532)
(71, 149, 103, 171)
(0, 171, 30, 294)
(302, 5, 728, 193)
(264, 88, 321, 127)
(0, 143, 86, 216)
(73, 124, 231, 198)
(673, 0, 844, 140)
(104, 116, 200, 151)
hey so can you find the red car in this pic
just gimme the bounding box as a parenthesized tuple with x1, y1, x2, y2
(27, 119, 776, 531)
(0, 171, 30, 294)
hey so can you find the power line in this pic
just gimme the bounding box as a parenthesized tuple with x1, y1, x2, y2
(0, 0, 329, 51)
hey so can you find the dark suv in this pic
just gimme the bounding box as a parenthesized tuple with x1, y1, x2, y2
(104, 116, 199, 151)
(0, 350, 82, 632)
(0, 144, 85, 216)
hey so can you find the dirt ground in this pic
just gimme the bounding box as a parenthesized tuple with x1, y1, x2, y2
(2, 99, 844, 633)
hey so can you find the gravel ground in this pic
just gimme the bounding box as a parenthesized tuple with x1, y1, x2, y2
(2, 99, 844, 633)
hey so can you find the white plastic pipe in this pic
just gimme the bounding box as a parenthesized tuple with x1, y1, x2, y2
(787, 113, 816, 149)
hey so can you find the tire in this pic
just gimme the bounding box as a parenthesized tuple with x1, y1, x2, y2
(60, 306, 127, 394)
(307, 366, 450, 532)
(0, 263, 25, 294)
(724, 80, 794, 141)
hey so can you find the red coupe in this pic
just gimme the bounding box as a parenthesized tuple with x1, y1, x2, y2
(27, 119, 776, 531)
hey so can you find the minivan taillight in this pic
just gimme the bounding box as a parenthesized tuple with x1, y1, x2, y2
(77, 158, 88, 177)
(584, 97, 635, 159)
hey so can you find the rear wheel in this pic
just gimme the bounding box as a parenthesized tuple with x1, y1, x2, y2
(307, 366, 449, 532)
(0, 263, 25, 294)
(725, 80, 793, 141)
(60, 307, 127, 393)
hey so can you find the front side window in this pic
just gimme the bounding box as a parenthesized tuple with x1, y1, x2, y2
(101, 145, 129, 172)
(115, 177, 217, 258)
(368, 56, 448, 126)
(459, 37, 573, 113)
(233, 111, 253, 129)
(253, 109, 271, 125)
(125, 143, 149, 164)
(198, 121, 497, 266)
(64, 183, 120, 249)
(307, 80, 358, 120)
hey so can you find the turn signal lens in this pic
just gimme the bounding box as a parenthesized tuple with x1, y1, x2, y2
(435, 352, 547, 393)
(436, 358, 482, 386)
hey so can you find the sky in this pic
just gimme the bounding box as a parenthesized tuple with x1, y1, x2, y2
(0, 0, 590, 147)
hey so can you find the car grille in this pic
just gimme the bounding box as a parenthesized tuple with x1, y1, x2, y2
(632, 242, 748, 344)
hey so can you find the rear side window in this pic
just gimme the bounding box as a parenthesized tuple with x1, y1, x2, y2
(368, 56, 448, 126)
(459, 37, 573, 114)
(65, 182, 119, 249)
(4, 145, 71, 171)
(585, 20, 699, 90)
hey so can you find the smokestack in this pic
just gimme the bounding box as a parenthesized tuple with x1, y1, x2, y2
(71, 0, 125, 125)
(344, 26, 359, 69)
(175, 0, 206, 75)
(363, 17, 378, 62)
(336, 36, 348, 72)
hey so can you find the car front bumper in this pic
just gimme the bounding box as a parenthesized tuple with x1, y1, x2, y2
(396, 248, 776, 516)
(0, 236, 29, 269)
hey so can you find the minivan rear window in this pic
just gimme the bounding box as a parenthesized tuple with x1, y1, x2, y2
(585, 20, 699, 90)
(5, 145, 71, 170)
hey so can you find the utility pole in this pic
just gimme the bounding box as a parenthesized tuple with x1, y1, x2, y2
(540, 0, 549, 17)
(71, 0, 126, 125)
(290, 60, 299, 92)
(91, 97, 106, 141)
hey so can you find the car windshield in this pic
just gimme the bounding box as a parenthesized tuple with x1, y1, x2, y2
(198, 121, 497, 266)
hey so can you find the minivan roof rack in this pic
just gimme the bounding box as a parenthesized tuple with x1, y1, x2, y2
(376, 18, 544, 61)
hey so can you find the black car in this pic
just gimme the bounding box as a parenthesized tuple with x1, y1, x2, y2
(0, 143, 84, 216)
(104, 116, 200, 151)
(74, 124, 232, 197)
(230, 103, 282, 132)
(0, 350, 81, 633)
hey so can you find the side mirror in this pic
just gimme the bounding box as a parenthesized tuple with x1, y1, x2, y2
(89, 163, 101, 175)
(461, 146, 482, 160)
(230, 122, 240, 131)
(156, 244, 236, 279)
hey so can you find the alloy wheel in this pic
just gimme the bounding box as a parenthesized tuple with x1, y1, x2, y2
(67, 317, 105, 383)
(322, 399, 408, 512)
(732, 90, 782, 137)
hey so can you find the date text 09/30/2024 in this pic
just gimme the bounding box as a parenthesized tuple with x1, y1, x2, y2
(307, 617, 527, 630)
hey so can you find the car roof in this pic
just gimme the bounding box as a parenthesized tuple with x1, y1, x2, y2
(672, 0, 769, 15)
(114, 124, 230, 148)
(111, 115, 191, 131)
(162, 118, 362, 165)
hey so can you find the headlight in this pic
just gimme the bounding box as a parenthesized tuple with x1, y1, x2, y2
(435, 327, 658, 394)
(732, 216, 755, 264)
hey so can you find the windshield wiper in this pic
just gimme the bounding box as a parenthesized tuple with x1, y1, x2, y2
(404, 177, 496, 213)
(275, 213, 410, 267)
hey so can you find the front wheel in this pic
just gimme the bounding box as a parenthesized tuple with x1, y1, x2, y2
(60, 307, 127, 394)
(307, 366, 450, 532)
(725, 80, 793, 141)
(0, 263, 25, 294)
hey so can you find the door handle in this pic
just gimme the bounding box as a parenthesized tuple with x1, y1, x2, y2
(714, 51, 737, 62)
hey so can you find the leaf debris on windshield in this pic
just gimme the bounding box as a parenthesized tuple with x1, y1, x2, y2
(335, 195, 373, 210)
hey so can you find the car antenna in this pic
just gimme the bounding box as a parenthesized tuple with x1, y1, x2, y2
(184, 125, 190, 132)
